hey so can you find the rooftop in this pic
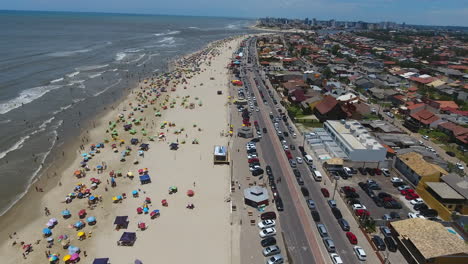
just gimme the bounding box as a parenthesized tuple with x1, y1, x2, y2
(397, 152, 448, 177)
(391, 218, 468, 259)
(325, 120, 385, 150)
(441, 174, 468, 200)
(425, 182, 465, 200)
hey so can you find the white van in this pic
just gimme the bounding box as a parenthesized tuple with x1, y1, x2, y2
(313, 170, 322, 182)
(304, 155, 313, 164)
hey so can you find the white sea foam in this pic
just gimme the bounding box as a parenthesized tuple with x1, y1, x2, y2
(188, 26, 200, 29)
(75, 64, 109, 71)
(66, 71, 80, 78)
(158, 37, 175, 44)
(154, 30, 180, 36)
(0, 116, 55, 160)
(127, 54, 145, 64)
(49, 49, 91, 57)
(111, 68, 118, 72)
(124, 48, 143, 53)
(72, 98, 85, 104)
(50, 77, 64, 84)
(93, 78, 122, 97)
(115, 52, 127, 61)
(0, 119, 11, 124)
(52, 104, 73, 115)
(89, 72, 103, 78)
(225, 24, 239, 29)
(137, 53, 159, 67)
(0, 85, 63, 115)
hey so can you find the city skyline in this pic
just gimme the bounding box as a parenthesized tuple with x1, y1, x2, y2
(1, 0, 468, 27)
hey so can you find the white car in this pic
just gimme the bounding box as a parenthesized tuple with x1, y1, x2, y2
(352, 204, 367, 211)
(408, 213, 425, 219)
(296, 157, 303, 164)
(266, 254, 283, 264)
(249, 165, 261, 172)
(292, 133, 297, 138)
(277, 131, 282, 135)
(353, 246, 367, 261)
(391, 177, 403, 183)
(410, 198, 424, 205)
(263, 245, 281, 257)
(397, 185, 411, 191)
(256, 108, 260, 112)
(247, 154, 258, 159)
(283, 145, 289, 150)
(259, 227, 276, 238)
(258, 219, 276, 229)
(456, 163, 465, 170)
(381, 168, 390, 177)
(422, 135, 429, 140)
(330, 253, 343, 264)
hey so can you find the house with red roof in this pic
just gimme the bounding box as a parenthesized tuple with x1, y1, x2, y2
(313, 95, 347, 122)
(438, 122, 468, 140)
(408, 109, 443, 129)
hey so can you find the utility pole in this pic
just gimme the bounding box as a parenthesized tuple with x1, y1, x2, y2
(332, 175, 340, 200)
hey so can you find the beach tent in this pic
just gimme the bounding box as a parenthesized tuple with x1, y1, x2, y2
(139, 174, 151, 184)
(139, 143, 149, 151)
(114, 216, 129, 229)
(117, 232, 137, 246)
(93, 258, 110, 264)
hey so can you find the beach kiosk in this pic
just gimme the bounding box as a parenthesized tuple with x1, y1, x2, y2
(92, 258, 110, 264)
(213, 145, 229, 164)
(139, 174, 151, 185)
(117, 232, 136, 246)
(243, 186, 269, 208)
(237, 126, 253, 138)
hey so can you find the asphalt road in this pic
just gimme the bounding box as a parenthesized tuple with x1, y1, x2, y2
(238, 37, 382, 264)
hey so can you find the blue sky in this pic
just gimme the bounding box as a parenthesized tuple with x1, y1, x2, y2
(2, 0, 468, 26)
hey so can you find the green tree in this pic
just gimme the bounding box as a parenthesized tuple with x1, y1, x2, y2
(331, 44, 340, 55)
(322, 66, 333, 79)
(300, 47, 308, 56)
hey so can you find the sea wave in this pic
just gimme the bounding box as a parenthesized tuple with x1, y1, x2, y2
(157, 37, 175, 44)
(137, 53, 159, 67)
(115, 52, 127, 61)
(124, 48, 143, 53)
(66, 71, 80, 78)
(89, 72, 104, 78)
(153, 30, 180, 36)
(0, 119, 11, 124)
(0, 116, 55, 160)
(0, 85, 63, 115)
(50, 77, 64, 84)
(93, 78, 122, 97)
(49, 49, 91, 57)
(127, 54, 146, 64)
(52, 104, 73, 115)
(225, 24, 239, 29)
(75, 64, 109, 71)
(188, 26, 200, 29)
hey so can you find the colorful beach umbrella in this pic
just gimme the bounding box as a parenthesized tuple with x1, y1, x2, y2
(70, 253, 79, 261)
(48, 254, 58, 262)
(43, 228, 52, 235)
(63, 255, 71, 262)
(86, 216, 96, 223)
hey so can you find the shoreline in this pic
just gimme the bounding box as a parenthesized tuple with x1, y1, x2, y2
(0, 35, 246, 264)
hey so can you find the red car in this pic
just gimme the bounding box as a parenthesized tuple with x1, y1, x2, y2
(355, 209, 370, 217)
(405, 193, 420, 200)
(248, 158, 259, 164)
(346, 232, 358, 244)
(342, 186, 356, 193)
(400, 189, 415, 195)
(374, 168, 382, 175)
(285, 150, 293, 160)
(321, 188, 330, 198)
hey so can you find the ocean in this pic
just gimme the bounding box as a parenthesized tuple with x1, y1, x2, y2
(0, 10, 253, 215)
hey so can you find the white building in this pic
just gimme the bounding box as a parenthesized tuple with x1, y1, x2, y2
(324, 120, 387, 162)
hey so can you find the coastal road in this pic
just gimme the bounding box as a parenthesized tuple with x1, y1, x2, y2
(243, 37, 382, 264)
(242, 37, 328, 264)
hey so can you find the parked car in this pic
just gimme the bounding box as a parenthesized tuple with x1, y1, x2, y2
(410, 198, 424, 205)
(263, 245, 281, 257)
(446, 151, 456, 157)
(259, 227, 277, 238)
(391, 177, 403, 183)
(355, 209, 370, 217)
(338, 218, 350, 231)
(323, 238, 336, 252)
(301, 187, 309, 197)
(352, 204, 367, 211)
(261, 237, 277, 247)
(275, 198, 284, 211)
(296, 177, 304, 186)
(372, 235, 386, 251)
(346, 231, 358, 245)
(266, 254, 284, 264)
(311, 210, 320, 222)
(380, 226, 392, 237)
(397, 185, 411, 191)
(414, 203, 428, 211)
(390, 212, 400, 219)
(332, 208, 342, 219)
(293, 169, 301, 177)
(266, 165, 273, 176)
(420, 209, 438, 218)
(358, 167, 367, 175)
(307, 199, 316, 210)
(258, 219, 276, 229)
(261, 211, 276, 220)
(327, 200, 337, 208)
(354, 246, 367, 261)
(381, 168, 390, 177)
(296, 157, 303, 164)
(321, 188, 330, 197)
(317, 224, 328, 237)
(384, 237, 398, 252)
(330, 253, 343, 264)
(252, 168, 264, 176)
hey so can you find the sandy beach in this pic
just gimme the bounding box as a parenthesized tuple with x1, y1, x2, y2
(0, 36, 245, 264)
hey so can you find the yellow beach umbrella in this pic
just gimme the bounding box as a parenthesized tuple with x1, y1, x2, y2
(63, 255, 71, 261)
(77, 231, 85, 237)
(112, 196, 118, 201)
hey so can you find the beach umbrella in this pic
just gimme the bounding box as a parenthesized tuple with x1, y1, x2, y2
(48, 254, 58, 262)
(96, 165, 103, 169)
(117, 195, 123, 200)
(187, 190, 195, 197)
(74, 221, 84, 228)
(77, 231, 85, 237)
(89, 196, 95, 201)
(43, 228, 52, 235)
(46, 237, 54, 242)
(132, 190, 138, 195)
(78, 209, 86, 216)
(63, 255, 71, 262)
(70, 253, 80, 261)
(49, 218, 57, 223)
(68, 246, 80, 254)
(143, 207, 149, 213)
(46, 221, 54, 227)
(135, 259, 143, 264)
(81, 153, 88, 157)
(86, 216, 96, 223)
(127, 171, 134, 177)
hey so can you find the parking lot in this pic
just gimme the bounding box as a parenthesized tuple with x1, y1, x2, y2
(336, 169, 412, 221)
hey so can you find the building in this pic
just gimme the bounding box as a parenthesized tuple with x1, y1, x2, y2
(243, 186, 269, 208)
(391, 218, 468, 264)
(395, 152, 448, 186)
(313, 95, 347, 122)
(323, 120, 387, 162)
(213, 145, 229, 164)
